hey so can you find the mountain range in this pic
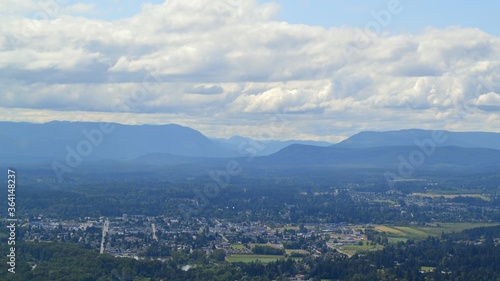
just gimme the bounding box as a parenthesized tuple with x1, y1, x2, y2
(212, 135, 332, 156)
(0, 121, 231, 164)
(336, 129, 500, 150)
(1, 121, 500, 173)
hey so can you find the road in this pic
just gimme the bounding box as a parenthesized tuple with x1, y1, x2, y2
(100, 219, 109, 254)
(152, 223, 158, 241)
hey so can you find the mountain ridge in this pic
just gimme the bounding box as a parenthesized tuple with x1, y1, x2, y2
(335, 129, 500, 150)
(1, 122, 500, 172)
(0, 121, 235, 164)
(257, 144, 500, 172)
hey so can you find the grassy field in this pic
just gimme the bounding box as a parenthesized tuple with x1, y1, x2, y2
(374, 225, 406, 236)
(342, 242, 384, 252)
(226, 254, 284, 263)
(333, 242, 384, 256)
(285, 249, 308, 254)
(375, 223, 500, 241)
(247, 243, 283, 249)
(388, 237, 408, 243)
(411, 193, 491, 201)
(416, 222, 500, 236)
(420, 266, 436, 273)
(230, 244, 246, 250)
(393, 226, 429, 239)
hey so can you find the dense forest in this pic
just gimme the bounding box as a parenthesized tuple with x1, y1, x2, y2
(4, 168, 500, 224)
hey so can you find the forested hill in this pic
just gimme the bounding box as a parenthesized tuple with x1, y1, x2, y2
(258, 144, 500, 171)
(336, 129, 500, 150)
(0, 121, 235, 163)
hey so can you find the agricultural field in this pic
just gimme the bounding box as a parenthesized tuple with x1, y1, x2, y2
(387, 237, 408, 243)
(410, 192, 491, 201)
(420, 266, 437, 273)
(393, 226, 429, 239)
(285, 249, 308, 255)
(375, 223, 500, 241)
(226, 254, 285, 263)
(331, 241, 384, 257)
(342, 242, 383, 254)
(248, 243, 282, 249)
(374, 225, 406, 236)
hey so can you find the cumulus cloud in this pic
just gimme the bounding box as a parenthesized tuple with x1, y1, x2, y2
(475, 92, 500, 111)
(0, 0, 499, 139)
(187, 85, 225, 95)
(0, 0, 39, 16)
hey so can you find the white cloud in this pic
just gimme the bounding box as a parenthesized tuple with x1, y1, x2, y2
(477, 92, 500, 104)
(0, 0, 499, 139)
(475, 92, 500, 111)
(0, 0, 39, 16)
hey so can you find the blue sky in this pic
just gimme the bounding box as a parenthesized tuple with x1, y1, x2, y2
(263, 0, 500, 35)
(0, 0, 499, 141)
(65, 0, 500, 36)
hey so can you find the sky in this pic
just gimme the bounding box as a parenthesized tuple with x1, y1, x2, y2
(0, 0, 499, 142)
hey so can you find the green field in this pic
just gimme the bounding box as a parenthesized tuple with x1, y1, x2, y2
(388, 237, 408, 244)
(230, 244, 246, 250)
(393, 226, 429, 239)
(227, 254, 284, 263)
(333, 242, 384, 256)
(420, 266, 436, 273)
(248, 243, 276, 248)
(417, 222, 500, 236)
(411, 192, 491, 201)
(374, 225, 406, 236)
(285, 249, 308, 255)
(376, 223, 500, 241)
(342, 242, 383, 252)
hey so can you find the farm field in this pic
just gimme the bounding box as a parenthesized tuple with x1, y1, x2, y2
(420, 266, 437, 273)
(410, 193, 491, 201)
(329, 241, 384, 257)
(227, 254, 292, 263)
(285, 249, 308, 255)
(340, 242, 384, 255)
(375, 223, 500, 240)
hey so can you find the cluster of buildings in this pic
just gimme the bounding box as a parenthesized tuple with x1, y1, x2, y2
(19, 215, 369, 259)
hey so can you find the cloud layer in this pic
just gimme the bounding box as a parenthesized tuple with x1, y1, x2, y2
(1, 0, 499, 141)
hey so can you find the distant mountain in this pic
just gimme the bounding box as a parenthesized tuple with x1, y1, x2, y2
(0, 121, 235, 164)
(257, 144, 500, 171)
(336, 129, 500, 150)
(213, 135, 332, 156)
(2, 122, 500, 174)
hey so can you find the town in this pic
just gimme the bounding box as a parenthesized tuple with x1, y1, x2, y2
(20, 214, 371, 262)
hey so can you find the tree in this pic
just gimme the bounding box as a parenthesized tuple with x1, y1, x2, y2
(210, 249, 226, 262)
